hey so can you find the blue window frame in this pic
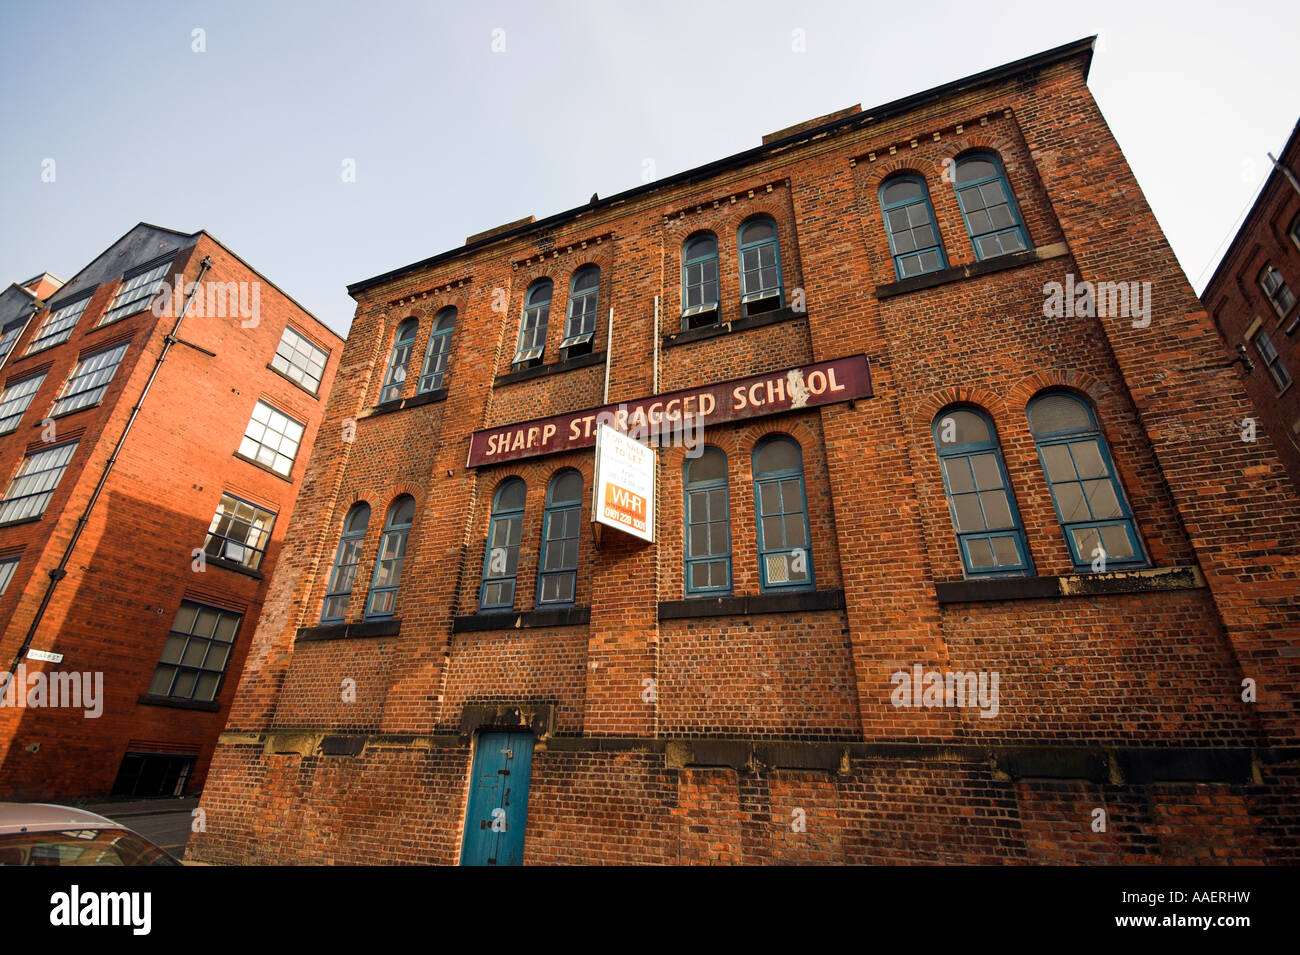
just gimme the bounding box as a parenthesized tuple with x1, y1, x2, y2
(682, 232, 720, 328)
(537, 470, 582, 606)
(1027, 392, 1146, 570)
(480, 478, 526, 610)
(933, 407, 1032, 576)
(418, 307, 456, 393)
(321, 503, 370, 623)
(752, 435, 813, 592)
(738, 217, 783, 315)
(561, 267, 599, 358)
(954, 152, 1029, 260)
(684, 447, 731, 595)
(880, 174, 947, 279)
(365, 496, 414, 619)
(514, 280, 551, 367)
(380, 319, 418, 403)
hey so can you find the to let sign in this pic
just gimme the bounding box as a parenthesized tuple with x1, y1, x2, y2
(467, 353, 871, 467)
(593, 424, 655, 542)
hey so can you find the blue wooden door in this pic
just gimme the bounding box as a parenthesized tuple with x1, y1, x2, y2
(460, 731, 535, 866)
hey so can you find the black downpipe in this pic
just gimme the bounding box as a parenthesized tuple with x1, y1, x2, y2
(4, 256, 213, 679)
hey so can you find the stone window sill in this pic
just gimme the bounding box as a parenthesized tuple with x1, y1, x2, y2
(934, 565, 1204, 604)
(875, 243, 1069, 299)
(364, 387, 448, 418)
(137, 694, 221, 713)
(296, 618, 403, 642)
(452, 606, 591, 633)
(658, 589, 845, 619)
(662, 306, 805, 348)
(495, 351, 606, 387)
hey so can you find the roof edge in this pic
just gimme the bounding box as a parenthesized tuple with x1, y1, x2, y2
(347, 35, 1096, 298)
(1201, 116, 1300, 299)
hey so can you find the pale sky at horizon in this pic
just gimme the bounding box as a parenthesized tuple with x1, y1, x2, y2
(2, 0, 1297, 338)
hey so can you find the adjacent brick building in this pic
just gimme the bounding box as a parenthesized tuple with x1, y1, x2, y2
(191, 38, 1300, 865)
(0, 223, 342, 799)
(1203, 118, 1300, 494)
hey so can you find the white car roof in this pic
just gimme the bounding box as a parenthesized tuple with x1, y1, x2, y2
(0, 802, 120, 835)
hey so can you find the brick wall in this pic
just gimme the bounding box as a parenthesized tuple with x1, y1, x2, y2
(191, 42, 1300, 864)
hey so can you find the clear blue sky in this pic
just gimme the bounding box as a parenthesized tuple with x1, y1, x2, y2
(2, 0, 1297, 337)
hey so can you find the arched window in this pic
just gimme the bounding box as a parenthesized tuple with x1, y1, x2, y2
(365, 496, 414, 619)
(682, 232, 719, 329)
(321, 503, 370, 622)
(954, 152, 1028, 260)
(380, 319, 418, 403)
(752, 435, 813, 592)
(932, 407, 1031, 576)
(880, 174, 946, 279)
(684, 447, 731, 595)
(1027, 392, 1145, 570)
(738, 217, 783, 315)
(513, 280, 552, 367)
(418, 307, 456, 393)
(537, 470, 583, 605)
(480, 479, 526, 610)
(562, 267, 599, 359)
(1258, 263, 1297, 321)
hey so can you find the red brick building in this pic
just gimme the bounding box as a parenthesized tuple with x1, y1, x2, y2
(192, 38, 1300, 865)
(1203, 118, 1300, 494)
(0, 223, 342, 799)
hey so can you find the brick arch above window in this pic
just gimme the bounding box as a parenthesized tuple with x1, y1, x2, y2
(1004, 370, 1112, 417)
(911, 385, 1011, 435)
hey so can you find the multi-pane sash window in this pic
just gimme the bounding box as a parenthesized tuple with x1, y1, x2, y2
(380, 319, 417, 403)
(50, 342, 129, 417)
(26, 295, 91, 354)
(203, 492, 277, 571)
(933, 407, 1031, 576)
(738, 217, 783, 315)
(1259, 264, 1297, 321)
(684, 447, 731, 595)
(1255, 329, 1292, 391)
(514, 281, 552, 366)
(561, 267, 599, 357)
(538, 471, 582, 605)
(0, 556, 17, 596)
(954, 153, 1029, 260)
(0, 442, 78, 524)
(418, 308, 456, 393)
(321, 503, 370, 622)
(1290, 213, 1300, 253)
(752, 436, 814, 592)
(366, 496, 415, 619)
(99, 261, 171, 326)
(271, 325, 329, 395)
(0, 319, 24, 365)
(480, 479, 525, 610)
(148, 601, 241, 703)
(0, 373, 45, 434)
(881, 175, 947, 278)
(1028, 392, 1145, 570)
(238, 400, 305, 477)
(682, 233, 720, 328)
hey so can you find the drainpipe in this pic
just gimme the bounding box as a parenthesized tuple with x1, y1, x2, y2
(602, 307, 614, 404)
(4, 256, 213, 680)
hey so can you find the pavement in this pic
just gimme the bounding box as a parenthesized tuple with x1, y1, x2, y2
(69, 796, 201, 856)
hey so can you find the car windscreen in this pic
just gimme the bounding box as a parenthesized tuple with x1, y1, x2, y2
(0, 827, 181, 866)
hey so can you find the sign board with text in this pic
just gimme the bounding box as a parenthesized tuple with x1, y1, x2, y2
(466, 353, 871, 468)
(592, 424, 655, 542)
